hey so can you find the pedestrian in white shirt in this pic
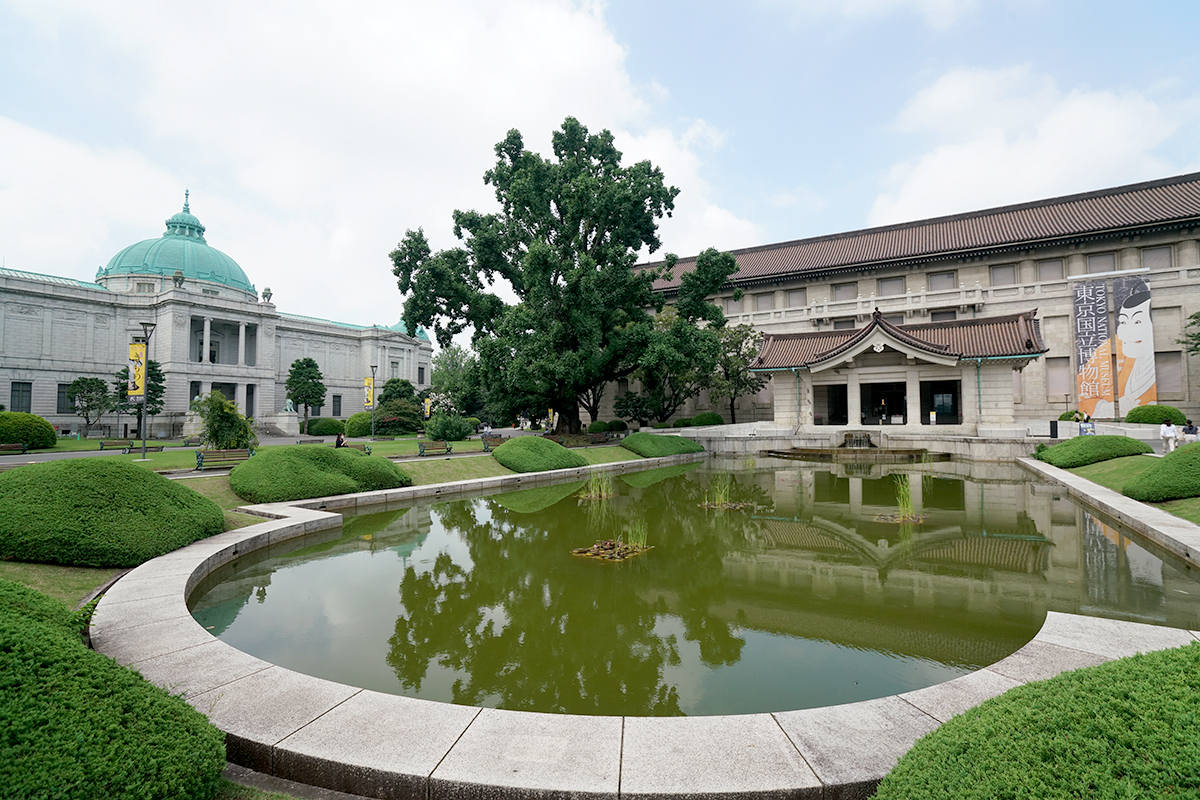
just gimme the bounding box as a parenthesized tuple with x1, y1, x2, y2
(1161, 419, 1178, 454)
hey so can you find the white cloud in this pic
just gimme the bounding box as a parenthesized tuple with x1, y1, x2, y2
(768, 0, 980, 30)
(869, 66, 1180, 226)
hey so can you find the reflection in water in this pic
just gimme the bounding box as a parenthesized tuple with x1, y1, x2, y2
(189, 460, 1200, 716)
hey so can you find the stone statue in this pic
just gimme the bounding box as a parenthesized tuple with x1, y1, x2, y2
(284, 399, 295, 413)
(261, 287, 273, 303)
(172, 270, 185, 288)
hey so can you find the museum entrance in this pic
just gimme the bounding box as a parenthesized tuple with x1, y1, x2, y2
(861, 382, 907, 425)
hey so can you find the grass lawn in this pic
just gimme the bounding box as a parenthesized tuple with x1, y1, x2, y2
(1068, 454, 1200, 526)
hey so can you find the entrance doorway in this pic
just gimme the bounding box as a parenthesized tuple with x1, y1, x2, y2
(814, 385, 848, 425)
(861, 382, 907, 425)
(920, 380, 962, 424)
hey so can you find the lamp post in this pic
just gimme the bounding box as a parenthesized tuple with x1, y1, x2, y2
(138, 321, 156, 461)
(370, 365, 378, 441)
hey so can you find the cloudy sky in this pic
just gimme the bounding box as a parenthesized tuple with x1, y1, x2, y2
(2, 0, 1198, 339)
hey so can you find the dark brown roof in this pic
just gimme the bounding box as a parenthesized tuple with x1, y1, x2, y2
(651, 171, 1200, 291)
(750, 309, 1047, 370)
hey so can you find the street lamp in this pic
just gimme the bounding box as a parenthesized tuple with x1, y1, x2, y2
(137, 322, 156, 461)
(370, 364, 378, 441)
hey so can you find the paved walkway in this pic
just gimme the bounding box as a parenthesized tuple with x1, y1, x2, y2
(90, 455, 1200, 800)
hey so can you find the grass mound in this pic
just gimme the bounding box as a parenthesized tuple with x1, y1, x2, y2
(229, 445, 412, 503)
(490, 436, 588, 472)
(0, 410, 57, 449)
(1122, 441, 1200, 502)
(0, 580, 226, 799)
(1034, 434, 1151, 468)
(1124, 403, 1186, 425)
(620, 431, 705, 458)
(0, 460, 223, 567)
(874, 642, 1200, 799)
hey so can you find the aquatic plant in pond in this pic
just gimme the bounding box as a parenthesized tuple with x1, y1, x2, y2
(579, 472, 617, 499)
(699, 475, 751, 510)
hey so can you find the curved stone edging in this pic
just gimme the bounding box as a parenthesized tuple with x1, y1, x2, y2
(91, 454, 1200, 800)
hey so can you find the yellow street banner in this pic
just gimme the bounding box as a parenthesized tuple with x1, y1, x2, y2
(423, 398, 432, 419)
(364, 376, 374, 409)
(128, 342, 146, 397)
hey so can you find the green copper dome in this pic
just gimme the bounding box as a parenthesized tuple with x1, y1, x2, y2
(97, 194, 256, 298)
(388, 320, 431, 342)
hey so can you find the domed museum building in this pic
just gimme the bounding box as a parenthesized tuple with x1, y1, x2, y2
(0, 195, 432, 437)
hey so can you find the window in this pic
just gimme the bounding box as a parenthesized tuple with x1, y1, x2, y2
(1037, 259, 1064, 281)
(832, 318, 856, 330)
(1087, 253, 1116, 274)
(417, 366, 425, 385)
(1156, 352, 1183, 395)
(332, 395, 342, 417)
(1046, 357, 1070, 395)
(10, 382, 32, 413)
(877, 276, 905, 296)
(755, 293, 774, 311)
(202, 289, 219, 296)
(883, 314, 905, 326)
(990, 264, 1017, 286)
(617, 378, 629, 397)
(390, 361, 399, 379)
(57, 383, 73, 413)
(832, 282, 857, 301)
(136, 282, 155, 293)
(930, 310, 957, 322)
(1142, 246, 1172, 271)
(928, 271, 956, 291)
(725, 296, 741, 315)
(787, 288, 807, 308)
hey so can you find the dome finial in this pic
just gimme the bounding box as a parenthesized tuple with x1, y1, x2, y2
(183, 189, 190, 213)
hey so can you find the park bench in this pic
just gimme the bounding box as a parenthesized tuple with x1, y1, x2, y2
(481, 435, 504, 452)
(180, 437, 201, 447)
(418, 440, 452, 457)
(0, 443, 29, 455)
(196, 449, 254, 471)
(99, 440, 134, 451)
(333, 442, 372, 455)
(123, 444, 166, 454)
(296, 439, 325, 445)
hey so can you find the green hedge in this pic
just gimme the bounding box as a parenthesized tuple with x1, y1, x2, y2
(673, 418, 694, 427)
(1033, 435, 1152, 469)
(425, 413, 474, 441)
(691, 411, 724, 426)
(1124, 404, 1186, 425)
(0, 411, 57, 449)
(1122, 442, 1200, 502)
(490, 436, 588, 472)
(345, 411, 372, 438)
(0, 460, 223, 567)
(229, 446, 412, 503)
(305, 417, 344, 436)
(620, 431, 705, 458)
(587, 420, 610, 433)
(874, 643, 1200, 799)
(608, 420, 628, 432)
(0, 580, 226, 799)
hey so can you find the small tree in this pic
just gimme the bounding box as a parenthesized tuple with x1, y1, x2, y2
(707, 324, 767, 425)
(66, 377, 112, 436)
(285, 358, 326, 432)
(192, 391, 258, 450)
(378, 378, 416, 405)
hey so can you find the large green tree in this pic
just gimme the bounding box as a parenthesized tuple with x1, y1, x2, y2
(66, 377, 111, 435)
(432, 345, 483, 419)
(707, 324, 768, 424)
(285, 358, 326, 432)
(392, 117, 733, 433)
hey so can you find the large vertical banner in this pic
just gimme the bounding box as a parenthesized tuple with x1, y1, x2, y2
(1112, 275, 1156, 412)
(1072, 280, 1114, 417)
(128, 342, 147, 400)
(364, 376, 375, 409)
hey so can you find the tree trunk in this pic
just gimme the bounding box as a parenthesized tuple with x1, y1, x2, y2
(557, 406, 583, 435)
(729, 397, 738, 425)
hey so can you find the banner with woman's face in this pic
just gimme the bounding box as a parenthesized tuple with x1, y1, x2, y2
(1073, 280, 1114, 418)
(1113, 275, 1157, 411)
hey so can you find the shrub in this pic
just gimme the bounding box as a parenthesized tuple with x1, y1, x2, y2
(587, 420, 610, 434)
(674, 418, 694, 427)
(1124, 404, 1186, 425)
(465, 417, 481, 430)
(425, 413, 474, 441)
(0, 460, 223, 567)
(345, 411, 373, 438)
(491, 436, 588, 473)
(374, 399, 422, 435)
(691, 411, 724, 426)
(1122, 442, 1200, 502)
(1057, 409, 1080, 421)
(607, 420, 628, 432)
(193, 390, 257, 450)
(0, 580, 226, 799)
(874, 643, 1200, 800)
(653, 422, 672, 429)
(620, 431, 706, 458)
(229, 446, 412, 503)
(1033, 435, 1151, 469)
(305, 417, 344, 436)
(0, 411, 56, 449)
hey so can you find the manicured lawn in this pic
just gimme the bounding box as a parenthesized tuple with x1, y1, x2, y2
(1069, 454, 1200, 526)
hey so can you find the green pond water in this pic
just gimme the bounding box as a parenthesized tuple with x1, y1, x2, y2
(189, 459, 1200, 716)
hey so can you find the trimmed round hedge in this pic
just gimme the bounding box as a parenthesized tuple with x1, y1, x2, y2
(0, 460, 223, 567)
(305, 417, 344, 436)
(1123, 441, 1200, 502)
(229, 446, 413, 503)
(345, 411, 372, 438)
(490, 436, 588, 473)
(874, 643, 1200, 799)
(587, 420, 610, 434)
(1033, 435, 1151, 469)
(0, 580, 226, 799)
(0, 411, 57, 449)
(620, 431, 706, 458)
(1124, 404, 1186, 425)
(691, 411, 724, 426)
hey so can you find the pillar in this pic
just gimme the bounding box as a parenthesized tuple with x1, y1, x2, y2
(235, 383, 246, 414)
(237, 322, 246, 366)
(847, 370, 861, 426)
(799, 371, 814, 426)
(202, 317, 212, 363)
(906, 368, 921, 426)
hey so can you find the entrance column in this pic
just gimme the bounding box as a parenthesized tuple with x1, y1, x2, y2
(906, 369, 921, 426)
(201, 380, 212, 398)
(799, 371, 815, 426)
(847, 369, 861, 426)
(237, 322, 246, 366)
(235, 383, 246, 414)
(201, 317, 212, 363)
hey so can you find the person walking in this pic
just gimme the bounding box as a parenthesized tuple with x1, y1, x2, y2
(1183, 420, 1199, 444)
(1160, 419, 1178, 454)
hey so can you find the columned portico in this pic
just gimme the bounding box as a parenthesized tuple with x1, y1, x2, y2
(202, 317, 212, 363)
(237, 322, 246, 366)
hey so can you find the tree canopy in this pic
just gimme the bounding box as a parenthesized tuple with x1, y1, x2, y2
(391, 117, 735, 432)
(66, 377, 111, 435)
(708, 324, 768, 424)
(285, 358, 326, 428)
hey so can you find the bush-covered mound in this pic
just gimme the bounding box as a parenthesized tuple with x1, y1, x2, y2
(873, 642, 1200, 800)
(691, 411, 724, 426)
(0, 580, 226, 799)
(1033, 435, 1151, 469)
(490, 436, 589, 473)
(229, 445, 412, 503)
(0, 410, 57, 449)
(305, 417, 344, 436)
(0, 460, 223, 567)
(1122, 441, 1200, 502)
(620, 431, 706, 458)
(1124, 403, 1186, 425)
